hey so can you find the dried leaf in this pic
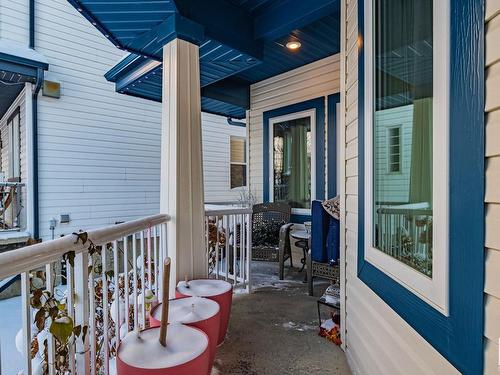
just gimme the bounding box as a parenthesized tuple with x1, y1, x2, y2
(50, 315, 74, 344)
(73, 324, 81, 337)
(82, 325, 88, 343)
(30, 289, 43, 309)
(34, 309, 46, 331)
(73, 232, 88, 245)
(63, 251, 76, 268)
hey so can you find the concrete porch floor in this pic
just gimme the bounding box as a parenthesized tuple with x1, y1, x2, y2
(212, 261, 351, 375)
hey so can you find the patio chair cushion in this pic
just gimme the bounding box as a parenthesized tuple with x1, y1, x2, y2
(311, 200, 340, 264)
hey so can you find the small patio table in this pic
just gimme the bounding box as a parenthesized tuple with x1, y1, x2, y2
(290, 230, 311, 275)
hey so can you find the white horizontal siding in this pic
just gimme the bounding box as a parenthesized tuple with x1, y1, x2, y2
(484, 0, 500, 372)
(374, 105, 413, 203)
(201, 113, 247, 203)
(1, 0, 244, 239)
(0, 0, 29, 44)
(248, 54, 341, 202)
(30, 0, 160, 239)
(340, 0, 458, 373)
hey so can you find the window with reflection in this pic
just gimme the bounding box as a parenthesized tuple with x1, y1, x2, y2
(272, 117, 311, 209)
(372, 0, 433, 276)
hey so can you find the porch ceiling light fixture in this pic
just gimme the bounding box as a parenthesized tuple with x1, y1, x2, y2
(286, 40, 301, 51)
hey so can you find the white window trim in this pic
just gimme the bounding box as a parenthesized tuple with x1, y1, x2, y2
(268, 109, 316, 216)
(229, 135, 247, 190)
(363, 0, 450, 314)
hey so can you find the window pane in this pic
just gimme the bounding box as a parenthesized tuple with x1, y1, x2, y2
(230, 137, 246, 163)
(273, 117, 311, 209)
(230, 164, 247, 189)
(373, 0, 433, 276)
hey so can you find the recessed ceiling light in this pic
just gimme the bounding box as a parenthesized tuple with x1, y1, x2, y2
(286, 40, 301, 50)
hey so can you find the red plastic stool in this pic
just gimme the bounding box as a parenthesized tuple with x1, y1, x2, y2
(116, 324, 209, 375)
(176, 279, 232, 345)
(150, 297, 220, 374)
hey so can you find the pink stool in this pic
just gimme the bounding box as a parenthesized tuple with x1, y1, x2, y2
(116, 324, 209, 375)
(176, 279, 232, 345)
(150, 297, 220, 374)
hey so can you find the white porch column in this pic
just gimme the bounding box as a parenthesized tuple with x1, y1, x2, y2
(160, 38, 206, 296)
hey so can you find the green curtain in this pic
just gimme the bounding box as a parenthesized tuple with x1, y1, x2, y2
(409, 98, 433, 205)
(288, 121, 309, 207)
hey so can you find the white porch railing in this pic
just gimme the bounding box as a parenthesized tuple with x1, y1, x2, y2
(0, 181, 25, 232)
(376, 207, 433, 276)
(204, 205, 252, 292)
(0, 214, 169, 375)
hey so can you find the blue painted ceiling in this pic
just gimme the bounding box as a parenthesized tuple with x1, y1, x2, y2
(68, 0, 340, 119)
(0, 72, 31, 119)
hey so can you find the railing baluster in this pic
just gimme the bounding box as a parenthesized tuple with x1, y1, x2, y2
(147, 228, 152, 291)
(225, 215, 229, 281)
(123, 236, 129, 336)
(132, 234, 138, 331)
(21, 271, 32, 375)
(154, 226, 159, 294)
(66, 258, 76, 374)
(246, 213, 252, 293)
(112, 240, 120, 348)
(215, 216, 219, 279)
(140, 231, 146, 329)
(75, 251, 90, 375)
(157, 227, 163, 303)
(45, 263, 56, 375)
(240, 214, 245, 283)
(88, 258, 97, 375)
(101, 243, 110, 375)
(232, 214, 237, 285)
(205, 217, 209, 277)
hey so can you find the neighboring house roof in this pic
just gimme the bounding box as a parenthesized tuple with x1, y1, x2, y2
(67, 0, 341, 119)
(0, 40, 48, 119)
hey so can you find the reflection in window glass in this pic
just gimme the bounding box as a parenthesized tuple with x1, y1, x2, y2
(373, 0, 433, 276)
(273, 117, 311, 209)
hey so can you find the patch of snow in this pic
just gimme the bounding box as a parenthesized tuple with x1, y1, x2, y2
(177, 279, 232, 297)
(0, 40, 48, 64)
(282, 321, 317, 332)
(0, 296, 24, 374)
(118, 324, 208, 369)
(152, 296, 219, 324)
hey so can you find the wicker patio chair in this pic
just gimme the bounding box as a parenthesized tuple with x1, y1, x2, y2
(307, 246, 340, 296)
(251, 202, 294, 279)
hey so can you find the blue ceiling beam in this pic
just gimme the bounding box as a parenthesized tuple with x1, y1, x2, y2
(201, 78, 250, 109)
(253, 0, 339, 40)
(174, 0, 263, 60)
(127, 14, 205, 59)
(115, 60, 162, 93)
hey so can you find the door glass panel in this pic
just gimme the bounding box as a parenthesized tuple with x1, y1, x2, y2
(273, 117, 311, 209)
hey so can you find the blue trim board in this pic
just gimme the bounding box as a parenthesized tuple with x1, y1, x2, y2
(327, 93, 340, 198)
(357, 1, 484, 374)
(262, 97, 326, 204)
